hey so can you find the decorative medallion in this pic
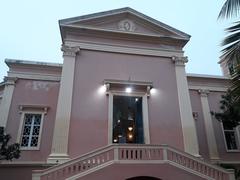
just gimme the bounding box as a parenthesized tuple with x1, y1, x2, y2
(118, 19, 136, 32)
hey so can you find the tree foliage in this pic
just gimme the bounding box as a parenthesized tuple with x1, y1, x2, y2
(212, 91, 240, 127)
(219, 0, 240, 68)
(0, 134, 20, 161)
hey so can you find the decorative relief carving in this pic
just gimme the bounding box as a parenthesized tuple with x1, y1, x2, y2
(198, 89, 210, 97)
(61, 45, 80, 57)
(118, 19, 136, 32)
(172, 56, 188, 66)
(25, 81, 54, 91)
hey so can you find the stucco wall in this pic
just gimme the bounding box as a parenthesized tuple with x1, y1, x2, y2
(0, 165, 50, 180)
(68, 49, 184, 158)
(6, 79, 60, 162)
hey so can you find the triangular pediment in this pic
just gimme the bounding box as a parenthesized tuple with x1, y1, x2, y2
(59, 7, 190, 40)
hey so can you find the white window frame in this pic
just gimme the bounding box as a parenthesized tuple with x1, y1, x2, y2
(221, 123, 240, 152)
(108, 92, 150, 145)
(17, 110, 45, 150)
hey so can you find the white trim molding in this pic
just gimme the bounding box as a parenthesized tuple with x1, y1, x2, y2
(0, 77, 17, 127)
(48, 45, 80, 164)
(172, 56, 200, 156)
(221, 123, 240, 152)
(189, 85, 227, 92)
(7, 71, 61, 82)
(198, 89, 220, 160)
(65, 41, 184, 58)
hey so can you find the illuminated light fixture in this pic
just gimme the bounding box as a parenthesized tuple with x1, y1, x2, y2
(135, 98, 138, 102)
(150, 88, 156, 94)
(128, 134, 133, 139)
(118, 134, 123, 138)
(125, 87, 132, 93)
(117, 120, 121, 123)
(98, 84, 107, 94)
(128, 127, 133, 131)
(113, 139, 118, 143)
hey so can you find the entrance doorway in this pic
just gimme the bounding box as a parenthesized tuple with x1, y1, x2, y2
(112, 95, 144, 144)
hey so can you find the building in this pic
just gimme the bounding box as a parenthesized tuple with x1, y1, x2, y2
(0, 7, 239, 180)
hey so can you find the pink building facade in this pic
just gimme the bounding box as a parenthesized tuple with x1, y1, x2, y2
(0, 8, 239, 180)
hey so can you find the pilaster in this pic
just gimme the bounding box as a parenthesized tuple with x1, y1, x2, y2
(0, 77, 17, 128)
(198, 89, 219, 160)
(48, 45, 80, 163)
(172, 56, 200, 156)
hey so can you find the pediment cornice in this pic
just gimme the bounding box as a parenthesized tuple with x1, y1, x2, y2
(59, 7, 190, 45)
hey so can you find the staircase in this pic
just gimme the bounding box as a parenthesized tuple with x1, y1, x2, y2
(32, 145, 235, 180)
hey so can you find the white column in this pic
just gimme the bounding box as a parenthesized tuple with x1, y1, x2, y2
(198, 89, 219, 160)
(48, 45, 80, 163)
(0, 77, 17, 128)
(172, 56, 200, 156)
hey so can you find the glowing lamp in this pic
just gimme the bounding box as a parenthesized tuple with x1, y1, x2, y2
(125, 87, 132, 93)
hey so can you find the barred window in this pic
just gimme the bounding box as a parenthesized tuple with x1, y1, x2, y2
(223, 122, 240, 151)
(20, 113, 42, 148)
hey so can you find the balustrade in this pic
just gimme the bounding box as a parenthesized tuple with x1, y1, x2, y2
(33, 145, 233, 180)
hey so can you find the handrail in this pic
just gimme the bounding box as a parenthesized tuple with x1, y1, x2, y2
(36, 145, 113, 175)
(33, 144, 234, 180)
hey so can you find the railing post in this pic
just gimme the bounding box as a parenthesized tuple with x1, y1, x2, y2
(114, 147, 119, 161)
(163, 147, 168, 161)
(227, 169, 236, 180)
(32, 171, 41, 180)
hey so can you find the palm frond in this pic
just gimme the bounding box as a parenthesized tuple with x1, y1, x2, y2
(226, 21, 240, 32)
(220, 21, 240, 64)
(218, 0, 240, 19)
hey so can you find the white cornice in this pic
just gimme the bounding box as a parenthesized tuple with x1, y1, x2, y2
(65, 41, 184, 57)
(187, 73, 229, 80)
(5, 59, 62, 68)
(8, 71, 61, 81)
(188, 85, 228, 92)
(62, 24, 188, 41)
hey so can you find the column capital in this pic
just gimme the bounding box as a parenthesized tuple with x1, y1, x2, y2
(4, 77, 17, 85)
(61, 45, 80, 57)
(198, 89, 210, 97)
(172, 56, 188, 66)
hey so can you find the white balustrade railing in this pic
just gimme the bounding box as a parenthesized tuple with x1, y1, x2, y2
(33, 144, 235, 180)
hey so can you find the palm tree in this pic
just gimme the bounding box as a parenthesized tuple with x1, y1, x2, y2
(219, 0, 240, 65)
(219, 0, 240, 101)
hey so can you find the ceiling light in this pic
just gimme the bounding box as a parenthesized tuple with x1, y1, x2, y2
(128, 127, 133, 131)
(128, 134, 133, 139)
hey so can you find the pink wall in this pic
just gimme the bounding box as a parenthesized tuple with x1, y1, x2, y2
(189, 90, 210, 159)
(189, 87, 240, 162)
(0, 165, 50, 180)
(68, 49, 184, 157)
(6, 79, 60, 162)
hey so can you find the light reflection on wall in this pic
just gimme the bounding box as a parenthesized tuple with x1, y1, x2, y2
(98, 84, 107, 95)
